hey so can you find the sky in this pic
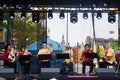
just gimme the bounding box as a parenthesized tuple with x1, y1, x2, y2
(47, 13, 118, 46)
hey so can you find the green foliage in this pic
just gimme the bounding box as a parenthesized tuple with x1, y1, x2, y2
(110, 41, 119, 50)
(10, 12, 48, 49)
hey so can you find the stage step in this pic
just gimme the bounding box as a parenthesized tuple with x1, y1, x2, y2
(41, 68, 60, 73)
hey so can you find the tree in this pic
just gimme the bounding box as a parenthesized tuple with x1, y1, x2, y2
(110, 40, 119, 50)
(9, 12, 48, 49)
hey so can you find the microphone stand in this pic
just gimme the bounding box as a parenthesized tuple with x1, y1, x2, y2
(77, 43, 81, 75)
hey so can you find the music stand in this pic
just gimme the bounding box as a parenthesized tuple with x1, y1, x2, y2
(19, 55, 30, 61)
(85, 52, 98, 58)
(56, 53, 70, 67)
(18, 55, 31, 74)
(38, 54, 52, 60)
(56, 53, 70, 59)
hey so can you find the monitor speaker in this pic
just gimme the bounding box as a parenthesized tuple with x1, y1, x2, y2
(96, 68, 116, 77)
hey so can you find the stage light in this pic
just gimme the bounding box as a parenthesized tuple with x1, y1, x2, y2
(27, 4, 31, 9)
(83, 12, 88, 19)
(0, 10, 3, 23)
(108, 11, 116, 23)
(79, 3, 82, 8)
(15, 4, 22, 9)
(59, 10, 65, 19)
(92, 3, 96, 8)
(96, 11, 102, 19)
(2, 4, 7, 9)
(103, 3, 108, 7)
(70, 11, 78, 24)
(49, 78, 57, 80)
(32, 11, 40, 23)
(9, 10, 14, 19)
(48, 10, 53, 19)
(21, 11, 26, 19)
(16, 4, 20, 9)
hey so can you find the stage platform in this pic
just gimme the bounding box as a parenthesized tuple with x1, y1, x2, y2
(0, 67, 120, 80)
(0, 72, 120, 80)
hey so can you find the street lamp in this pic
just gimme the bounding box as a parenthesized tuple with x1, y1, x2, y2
(26, 38, 29, 46)
(12, 38, 16, 45)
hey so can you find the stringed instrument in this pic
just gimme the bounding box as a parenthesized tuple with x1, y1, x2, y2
(47, 43, 54, 55)
(8, 48, 16, 62)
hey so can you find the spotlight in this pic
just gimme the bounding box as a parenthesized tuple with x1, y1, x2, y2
(2, 4, 7, 9)
(21, 11, 26, 19)
(9, 10, 14, 19)
(96, 11, 102, 19)
(49, 78, 57, 80)
(16, 4, 20, 9)
(92, 3, 96, 8)
(70, 11, 78, 24)
(0, 10, 3, 23)
(59, 10, 65, 19)
(83, 12, 88, 19)
(103, 3, 108, 7)
(15, 4, 22, 9)
(48, 10, 53, 19)
(32, 11, 40, 23)
(27, 4, 31, 9)
(79, 3, 82, 8)
(108, 11, 116, 23)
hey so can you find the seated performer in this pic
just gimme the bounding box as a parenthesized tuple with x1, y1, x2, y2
(3, 44, 17, 74)
(60, 43, 74, 75)
(99, 43, 117, 68)
(37, 42, 54, 74)
(18, 46, 32, 75)
(80, 44, 94, 76)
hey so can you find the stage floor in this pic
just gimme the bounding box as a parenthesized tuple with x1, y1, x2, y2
(0, 73, 120, 80)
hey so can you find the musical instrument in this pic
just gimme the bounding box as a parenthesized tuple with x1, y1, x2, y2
(24, 49, 28, 55)
(24, 48, 32, 55)
(47, 43, 54, 55)
(23, 49, 32, 63)
(8, 48, 16, 62)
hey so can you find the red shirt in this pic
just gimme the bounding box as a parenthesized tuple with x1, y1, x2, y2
(3, 51, 12, 61)
(81, 50, 93, 62)
(18, 51, 32, 59)
(17, 51, 24, 60)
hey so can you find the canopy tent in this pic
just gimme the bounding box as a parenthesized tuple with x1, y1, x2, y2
(28, 38, 66, 51)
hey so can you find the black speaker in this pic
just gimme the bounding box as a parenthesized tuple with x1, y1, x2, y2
(96, 68, 116, 77)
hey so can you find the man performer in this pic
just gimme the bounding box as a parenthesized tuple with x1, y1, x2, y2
(60, 43, 74, 75)
(99, 43, 117, 68)
(37, 42, 54, 74)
